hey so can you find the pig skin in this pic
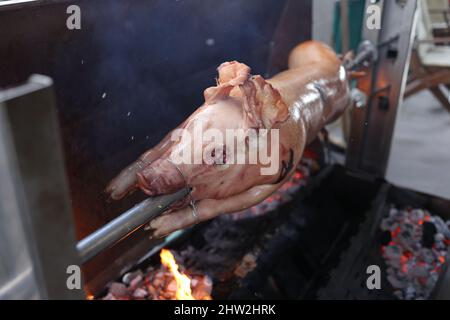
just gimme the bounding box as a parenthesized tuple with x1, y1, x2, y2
(106, 41, 351, 237)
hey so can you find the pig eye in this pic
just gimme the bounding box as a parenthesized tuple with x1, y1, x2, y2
(207, 145, 227, 165)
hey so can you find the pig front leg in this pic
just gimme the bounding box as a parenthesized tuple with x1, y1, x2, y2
(146, 180, 286, 238)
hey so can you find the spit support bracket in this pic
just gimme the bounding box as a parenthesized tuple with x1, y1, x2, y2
(346, 0, 419, 177)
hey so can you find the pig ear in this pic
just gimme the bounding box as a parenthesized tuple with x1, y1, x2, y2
(239, 75, 289, 129)
(203, 61, 251, 104)
(203, 62, 289, 129)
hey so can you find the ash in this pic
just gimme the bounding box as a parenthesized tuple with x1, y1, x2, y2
(380, 207, 450, 300)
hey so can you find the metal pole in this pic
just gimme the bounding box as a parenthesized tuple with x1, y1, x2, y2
(77, 188, 189, 264)
(0, 75, 84, 299)
(340, 0, 350, 53)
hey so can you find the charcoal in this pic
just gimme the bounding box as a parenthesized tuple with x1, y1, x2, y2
(405, 286, 416, 300)
(393, 290, 403, 300)
(167, 280, 177, 292)
(436, 219, 450, 239)
(422, 221, 437, 248)
(387, 275, 406, 289)
(122, 270, 143, 285)
(380, 208, 450, 300)
(108, 282, 129, 298)
(100, 249, 212, 300)
(132, 288, 148, 299)
(435, 233, 445, 243)
(129, 274, 144, 291)
(380, 230, 392, 245)
(192, 275, 213, 300)
(102, 293, 116, 300)
(411, 264, 428, 278)
(422, 248, 435, 264)
(410, 209, 424, 224)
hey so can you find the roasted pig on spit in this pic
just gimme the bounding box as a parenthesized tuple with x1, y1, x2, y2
(106, 41, 351, 238)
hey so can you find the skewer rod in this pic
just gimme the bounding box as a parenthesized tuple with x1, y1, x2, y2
(77, 188, 189, 263)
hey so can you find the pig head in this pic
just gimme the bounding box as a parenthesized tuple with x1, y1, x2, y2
(107, 61, 294, 203)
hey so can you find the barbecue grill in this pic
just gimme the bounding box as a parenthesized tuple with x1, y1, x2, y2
(0, 0, 449, 300)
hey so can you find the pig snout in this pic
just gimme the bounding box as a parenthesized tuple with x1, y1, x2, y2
(137, 158, 185, 196)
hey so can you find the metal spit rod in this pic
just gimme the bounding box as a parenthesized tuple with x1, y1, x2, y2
(76, 188, 190, 264)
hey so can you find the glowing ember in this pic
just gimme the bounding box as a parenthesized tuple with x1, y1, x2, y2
(160, 249, 195, 300)
(380, 207, 450, 300)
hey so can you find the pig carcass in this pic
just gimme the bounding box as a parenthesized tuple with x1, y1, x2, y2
(106, 41, 351, 237)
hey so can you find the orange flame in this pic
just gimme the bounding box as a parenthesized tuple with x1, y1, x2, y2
(160, 249, 194, 300)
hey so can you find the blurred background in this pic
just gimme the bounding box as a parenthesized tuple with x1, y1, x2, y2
(314, 0, 450, 200)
